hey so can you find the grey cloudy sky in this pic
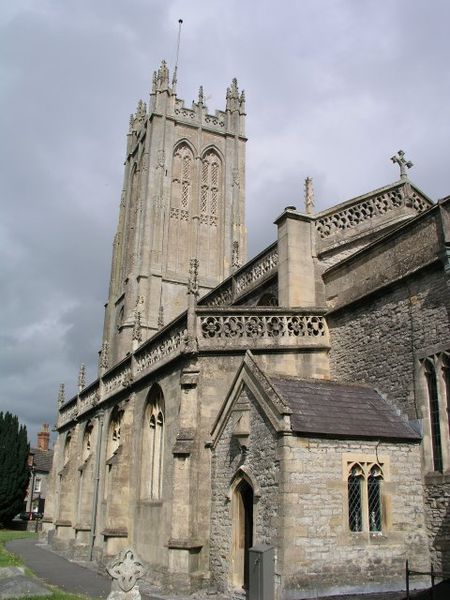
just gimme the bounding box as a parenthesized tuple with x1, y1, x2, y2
(1, 0, 449, 445)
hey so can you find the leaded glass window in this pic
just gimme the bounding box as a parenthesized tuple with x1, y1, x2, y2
(348, 465, 363, 532)
(368, 465, 383, 532)
(347, 461, 384, 533)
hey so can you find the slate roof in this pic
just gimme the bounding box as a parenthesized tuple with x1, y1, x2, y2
(30, 447, 54, 472)
(268, 376, 420, 441)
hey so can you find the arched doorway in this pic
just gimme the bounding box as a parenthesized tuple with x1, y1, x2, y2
(231, 478, 254, 590)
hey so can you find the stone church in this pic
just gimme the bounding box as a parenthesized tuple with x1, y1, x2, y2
(43, 60, 450, 599)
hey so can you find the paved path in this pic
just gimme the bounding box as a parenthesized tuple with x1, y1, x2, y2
(6, 538, 450, 600)
(6, 539, 111, 598)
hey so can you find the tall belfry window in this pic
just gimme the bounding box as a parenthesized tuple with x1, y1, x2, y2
(200, 150, 221, 227)
(424, 358, 443, 472)
(171, 143, 193, 222)
(198, 149, 222, 279)
(141, 385, 164, 500)
(167, 143, 194, 273)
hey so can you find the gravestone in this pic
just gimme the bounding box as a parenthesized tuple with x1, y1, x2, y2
(106, 548, 146, 600)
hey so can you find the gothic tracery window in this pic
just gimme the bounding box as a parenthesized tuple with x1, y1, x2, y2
(82, 421, 94, 461)
(63, 432, 72, 465)
(200, 150, 221, 227)
(171, 143, 193, 222)
(347, 461, 384, 533)
(348, 465, 363, 532)
(104, 408, 123, 501)
(368, 465, 383, 532)
(141, 385, 164, 500)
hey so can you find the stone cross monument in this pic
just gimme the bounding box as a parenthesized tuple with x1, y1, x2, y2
(107, 548, 145, 600)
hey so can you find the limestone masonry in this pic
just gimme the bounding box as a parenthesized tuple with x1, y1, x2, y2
(43, 60, 450, 599)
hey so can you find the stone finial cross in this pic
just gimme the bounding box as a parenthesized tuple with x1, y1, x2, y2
(107, 548, 145, 597)
(304, 177, 314, 215)
(391, 150, 413, 180)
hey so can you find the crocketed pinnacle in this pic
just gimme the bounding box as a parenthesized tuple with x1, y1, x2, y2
(226, 78, 245, 114)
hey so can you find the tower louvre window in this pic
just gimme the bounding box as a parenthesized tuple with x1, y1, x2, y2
(200, 150, 221, 226)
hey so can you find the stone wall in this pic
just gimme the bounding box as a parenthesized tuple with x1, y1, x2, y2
(328, 264, 450, 572)
(210, 385, 280, 593)
(328, 265, 450, 418)
(423, 473, 450, 570)
(279, 438, 429, 599)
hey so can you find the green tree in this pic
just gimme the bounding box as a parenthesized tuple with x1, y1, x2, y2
(0, 412, 30, 525)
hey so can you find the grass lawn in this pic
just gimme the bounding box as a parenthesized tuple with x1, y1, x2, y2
(0, 528, 37, 567)
(0, 528, 94, 600)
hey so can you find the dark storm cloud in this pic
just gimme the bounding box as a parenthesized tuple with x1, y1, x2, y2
(1, 0, 449, 444)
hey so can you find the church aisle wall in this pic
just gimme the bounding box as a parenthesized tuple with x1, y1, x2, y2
(327, 262, 450, 569)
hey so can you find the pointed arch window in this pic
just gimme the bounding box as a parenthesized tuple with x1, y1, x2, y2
(82, 421, 94, 462)
(347, 461, 384, 533)
(442, 353, 450, 436)
(104, 408, 123, 501)
(200, 150, 222, 227)
(424, 358, 443, 472)
(348, 465, 363, 532)
(171, 144, 193, 222)
(368, 465, 383, 532)
(141, 385, 164, 500)
(63, 431, 72, 465)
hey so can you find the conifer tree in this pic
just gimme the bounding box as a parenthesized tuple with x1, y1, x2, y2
(0, 412, 30, 525)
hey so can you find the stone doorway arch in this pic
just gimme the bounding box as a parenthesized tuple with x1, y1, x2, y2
(231, 477, 254, 590)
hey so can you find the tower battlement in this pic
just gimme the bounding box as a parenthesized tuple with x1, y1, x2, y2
(102, 60, 247, 366)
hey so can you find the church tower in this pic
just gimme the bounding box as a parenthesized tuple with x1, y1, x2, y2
(101, 61, 247, 366)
